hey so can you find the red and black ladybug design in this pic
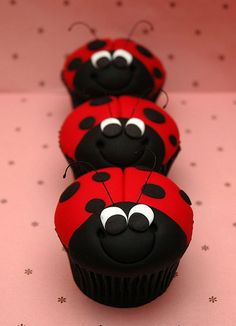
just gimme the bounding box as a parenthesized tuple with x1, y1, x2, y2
(59, 95, 180, 177)
(55, 167, 193, 307)
(62, 38, 166, 107)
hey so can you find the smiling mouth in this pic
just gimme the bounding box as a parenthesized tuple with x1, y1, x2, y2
(99, 231, 156, 264)
(95, 80, 132, 92)
(99, 147, 145, 167)
(101, 241, 154, 264)
(93, 74, 134, 92)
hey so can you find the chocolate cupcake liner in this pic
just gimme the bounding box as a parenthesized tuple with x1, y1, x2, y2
(69, 258, 179, 308)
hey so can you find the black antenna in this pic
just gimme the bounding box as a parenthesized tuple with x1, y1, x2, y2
(129, 96, 143, 118)
(104, 93, 113, 117)
(63, 161, 114, 204)
(95, 89, 113, 117)
(136, 149, 157, 203)
(129, 87, 154, 118)
(68, 21, 97, 38)
(107, 100, 113, 117)
(160, 89, 169, 109)
(99, 89, 114, 117)
(127, 20, 154, 40)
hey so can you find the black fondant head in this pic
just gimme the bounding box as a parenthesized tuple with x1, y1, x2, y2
(71, 118, 165, 177)
(68, 201, 188, 276)
(68, 51, 154, 106)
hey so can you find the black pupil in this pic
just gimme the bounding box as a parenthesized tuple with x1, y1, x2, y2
(128, 213, 149, 232)
(103, 123, 122, 137)
(125, 124, 142, 139)
(113, 56, 128, 68)
(105, 215, 127, 235)
(96, 57, 110, 69)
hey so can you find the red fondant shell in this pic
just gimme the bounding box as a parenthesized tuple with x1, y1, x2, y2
(63, 38, 166, 96)
(59, 96, 180, 165)
(55, 167, 193, 247)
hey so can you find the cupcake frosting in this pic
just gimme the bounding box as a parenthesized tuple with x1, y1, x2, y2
(55, 167, 193, 275)
(59, 96, 180, 177)
(62, 38, 166, 106)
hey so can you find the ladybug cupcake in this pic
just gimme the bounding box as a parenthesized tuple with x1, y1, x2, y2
(59, 96, 180, 177)
(55, 167, 193, 307)
(62, 38, 166, 107)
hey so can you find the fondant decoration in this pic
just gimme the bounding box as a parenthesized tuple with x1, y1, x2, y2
(55, 167, 193, 307)
(62, 38, 166, 106)
(59, 96, 180, 177)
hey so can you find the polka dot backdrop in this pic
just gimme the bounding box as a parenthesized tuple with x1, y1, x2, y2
(1, 92, 236, 325)
(0, 0, 236, 92)
(1, 0, 236, 325)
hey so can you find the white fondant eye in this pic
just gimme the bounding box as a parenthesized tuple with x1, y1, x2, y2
(100, 206, 128, 229)
(113, 49, 133, 66)
(91, 50, 112, 68)
(101, 118, 121, 131)
(100, 118, 122, 137)
(128, 204, 154, 226)
(125, 118, 145, 138)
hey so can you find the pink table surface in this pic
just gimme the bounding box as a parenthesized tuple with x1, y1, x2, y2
(1, 92, 236, 326)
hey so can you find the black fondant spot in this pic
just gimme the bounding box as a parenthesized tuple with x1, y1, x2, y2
(128, 213, 149, 232)
(90, 96, 112, 106)
(136, 45, 153, 58)
(142, 183, 166, 199)
(105, 215, 127, 235)
(79, 116, 95, 129)
(59, 182, 80, 202)
(179, 190, 192, 205)
(153, 67, 163, 79)
(68, 58, 82, 71)
(87, 40, 107, 51)
(169, 135, 177, 146)
(103, 124, 122, 137)
(144, 108, 166, 123)
(92, 172, 111, 182)
(85, 198, 105, 213)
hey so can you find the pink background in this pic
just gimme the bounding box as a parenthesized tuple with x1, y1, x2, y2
(1, 1, 236, 326)
(1, 0, 236, 93)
